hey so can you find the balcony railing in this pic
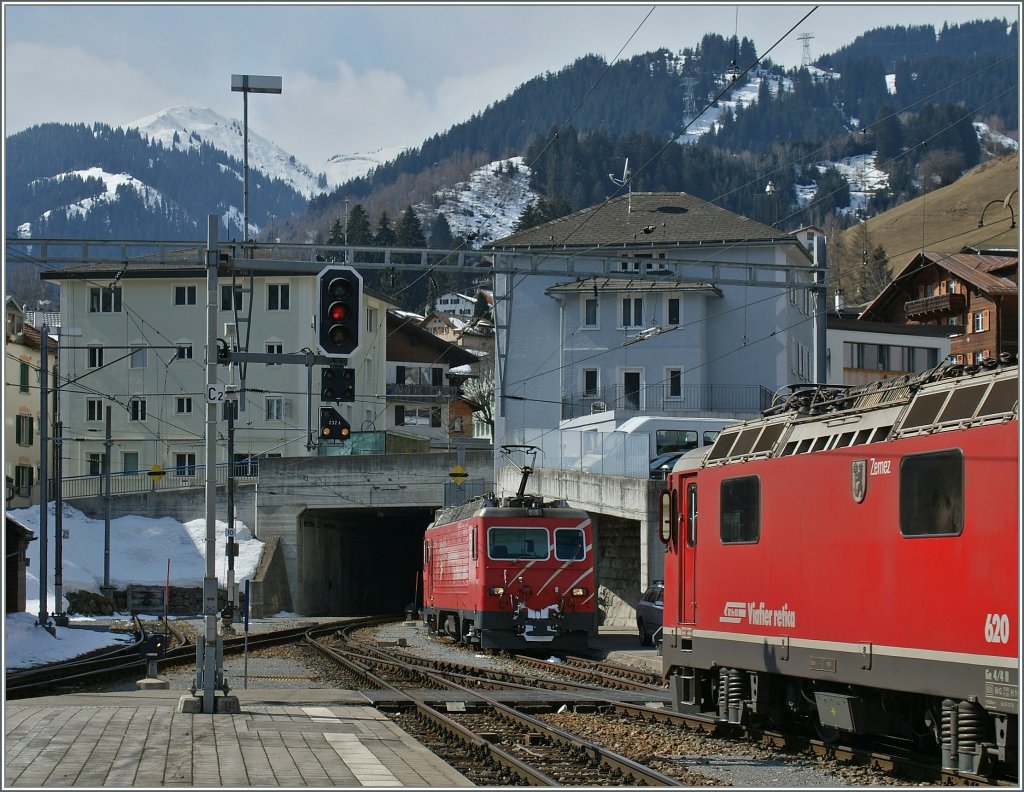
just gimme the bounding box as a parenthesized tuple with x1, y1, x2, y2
(385, 383, 458, 400)
(904, 293, 966, 320)
(562, 383, 773, 421)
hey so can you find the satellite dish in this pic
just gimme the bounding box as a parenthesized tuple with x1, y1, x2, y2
(609, 158, 631, 187)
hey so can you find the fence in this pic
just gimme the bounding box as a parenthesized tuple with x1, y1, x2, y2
(55, 462, 259, 501)
(506, 429, 650, 478)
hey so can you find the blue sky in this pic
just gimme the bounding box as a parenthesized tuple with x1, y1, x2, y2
(3, 3, 1017, 169)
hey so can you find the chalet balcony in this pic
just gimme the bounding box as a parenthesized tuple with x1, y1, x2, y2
(386, 383, 459, 400)
(904, 293, 966, 320)
(561, 383, 774, 421)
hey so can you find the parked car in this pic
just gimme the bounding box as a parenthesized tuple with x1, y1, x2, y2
(636, 580, 664, 646)
(649, 451, 685, 479)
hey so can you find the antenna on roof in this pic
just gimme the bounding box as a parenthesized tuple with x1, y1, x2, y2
(609, 157, 632, 213)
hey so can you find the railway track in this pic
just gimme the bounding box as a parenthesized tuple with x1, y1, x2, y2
(7, 616, 1012, 786)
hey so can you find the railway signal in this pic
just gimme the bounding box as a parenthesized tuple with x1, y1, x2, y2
(320, 365, 355, 402)
(319, 406, 351, 441)
(316, 266, 362, 357)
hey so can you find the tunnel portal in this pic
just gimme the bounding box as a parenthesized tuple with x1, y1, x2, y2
(297, 506, 435, 616)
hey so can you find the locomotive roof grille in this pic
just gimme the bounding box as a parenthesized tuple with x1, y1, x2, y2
(430, 494, 577, 527)
(702, 358, 1018, 466)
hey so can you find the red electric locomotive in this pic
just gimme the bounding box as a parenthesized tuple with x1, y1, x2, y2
(659, 359, 1019, 777)
(422, 447, 597, 652)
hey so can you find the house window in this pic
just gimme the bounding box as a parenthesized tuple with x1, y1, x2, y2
(266, 342, 283, 364)
(174, 285, 196, 306)
(19, 362, 30, 392)
(267, 284, 290, 310)
(621, 297, 643, 328)
(130, 399, 147, 421)
(14, 465, 35, 496)
(667, 368, 682, 397)
(176, 344, 193, 360)
(176, 396, 193, 414)
(86, 398, 103, 422)
(130, 345, 147, 368)
(583, 369, 598, 396)
(89, 286, 122, 313)
(122, 452, 140, 474)
(175, 453, 197, 476)
(221, 284, 244, 311)
(88, 346, 104, 368)
(15, 415, 34, 446)
(584, 297, 598, 327)
(265, 396, 283, 421)
(972, 310, 988, 333)
(88, 453, 103, 476)
(365, 307, 377, 333)
(667, 298, 680, 326)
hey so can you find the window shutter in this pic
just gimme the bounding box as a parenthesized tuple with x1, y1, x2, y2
(395, 405, 405, 426)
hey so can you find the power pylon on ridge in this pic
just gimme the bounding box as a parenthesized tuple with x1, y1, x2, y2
(681, 77, 699, 124)
(798, 32, 814, 68)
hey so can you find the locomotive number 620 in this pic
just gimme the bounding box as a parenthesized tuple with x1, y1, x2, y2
(984, 613, 1010, 643)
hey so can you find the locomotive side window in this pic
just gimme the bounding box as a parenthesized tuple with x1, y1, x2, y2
(554, 528, 586, 560)
(899, 449, 964, 537)
(489, 527, 550, 559)
(720, 476, 760, 543)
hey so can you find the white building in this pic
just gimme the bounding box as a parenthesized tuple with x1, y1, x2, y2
(486, 192, 819, 449)
(41, 260, 392, 478)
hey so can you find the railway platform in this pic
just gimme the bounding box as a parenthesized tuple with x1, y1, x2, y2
(3, 623, 659, 788)
(3, 688, 472, 788)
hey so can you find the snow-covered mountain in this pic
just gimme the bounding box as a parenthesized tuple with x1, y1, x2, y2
(126, 106, 402, 198)
(415, 156, 538, 249)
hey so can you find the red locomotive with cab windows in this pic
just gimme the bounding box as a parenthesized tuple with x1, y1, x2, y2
(423, 446, 597, 652)
(659, 359, 1018, 779)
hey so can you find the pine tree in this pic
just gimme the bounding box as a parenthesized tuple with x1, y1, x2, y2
(346, 204, 373, 245)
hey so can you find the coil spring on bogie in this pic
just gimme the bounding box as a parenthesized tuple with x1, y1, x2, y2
(717, 668, 747, 724)
(940, 699, 957, 769)
(957, 700, 984, 774)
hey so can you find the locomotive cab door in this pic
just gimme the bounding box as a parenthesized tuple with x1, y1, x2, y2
(679, 472, 698, 624)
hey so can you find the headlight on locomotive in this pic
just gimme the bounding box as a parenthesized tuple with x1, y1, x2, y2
(571, 587, 588, 597)
(488, 586, 505, 596)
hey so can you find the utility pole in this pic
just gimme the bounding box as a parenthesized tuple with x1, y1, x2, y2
(813, 235, 828, 383)
(36, 326, 50, 629)
(53, 348, 67, 625)
(102, 406, 113, 600)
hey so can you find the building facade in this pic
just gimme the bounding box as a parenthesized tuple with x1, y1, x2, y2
(485, 192, 819, 448)
(41, 262, 392, 478)
(385, 310, 481, 447)
(859, 249, 1018, 364)
(4, 297, 56, 507)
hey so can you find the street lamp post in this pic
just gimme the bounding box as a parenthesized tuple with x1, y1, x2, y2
(228, 74, 281, 621)
(230, 74, 282, 243)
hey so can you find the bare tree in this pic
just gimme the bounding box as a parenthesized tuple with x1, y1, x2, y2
(460, 362, 494, 433)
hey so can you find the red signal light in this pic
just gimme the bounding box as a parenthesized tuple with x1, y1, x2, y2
(329, 302, 348, 321)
